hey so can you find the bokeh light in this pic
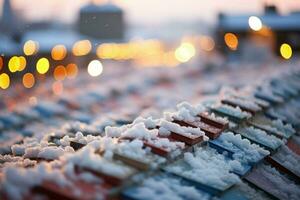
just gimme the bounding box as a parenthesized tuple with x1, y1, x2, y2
(51, 45, 67, 61)
(22, 73, 35, 88)
(54, 65, 67, 81)
(36, 57, 50, 74)
(175, 42, 196, 63)
(224, 33, 238, 50)
(23, 40, 39, 56)
(8, 56, 26, 72)
(8, 56, 20, 72)
(66, 63, 78, 79)
(248, 16, 262, 31)
(0, 73, 10, 89)
(72, 40, 92, 56)
(280, 43, 293, 60)
(87, 60, 103, 77)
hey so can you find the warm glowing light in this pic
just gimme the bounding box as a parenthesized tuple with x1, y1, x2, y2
(23, 40, 39, 56)
(22, 73, 35, 88)
(280, 43, 292, 60)
(8, 56, 20, 72)
(8, 56, 26, 72)
(87, 60, 103, 77)
(224, 33, 239, 50)
(36, 58, 50, 74)
(199, 36, 215, 51)
(54, 65, 67, 81)
(72, 40, 92, 56)
(97, 43, 121, 59)
(248, 16, 262, 31)
(66, 63, 78, 79)
(0, 56, 3, 71)
(0, 73, 10, 89)
(175, 42, 196, 63)
(52, 81, 63, 95)
(51, 45, 67, 61)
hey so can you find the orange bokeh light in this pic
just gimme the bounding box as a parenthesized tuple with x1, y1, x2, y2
(22, 73, 35, 88)
(53, 65, 67, 81)
(66, 63, 78, 79)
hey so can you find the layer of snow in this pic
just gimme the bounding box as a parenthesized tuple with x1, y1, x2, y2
(165, 147, 240, 190)
(217, 132, 269, 164)
(159, 119, 207, 139)
(130, 175, 210, 200)
(214, 104, 251, 119)
(241, 127, 283, 149)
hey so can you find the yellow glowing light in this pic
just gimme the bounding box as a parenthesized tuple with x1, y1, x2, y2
(87, 60, 103, 77)
(0, 56, 3, 71)
(8, 56, 20, 72)
(66, 63, 78, 79)
(199, 36, 215, 52)
(52, 81, 63, 95)
(54, 65, 67, 81)
(51, 45, 67, 61)
(280, 43, 292, 60)
(22, 73, 35, 88)
(36, 58, 50, 74)
(8, 56, 26, 72)
(23, 40, 39, 56)
(0, 73, 10, 89)
(224, 33, 239, 50)
(72, 40, 92, 56)
(248, 16, 262, 31)
(175, 42, 196, 63)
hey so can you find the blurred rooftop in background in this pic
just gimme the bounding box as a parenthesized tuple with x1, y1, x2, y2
(0, 0, 299, 93)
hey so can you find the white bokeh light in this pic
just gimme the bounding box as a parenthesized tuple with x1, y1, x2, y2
(248, 16, 262, 31)
(87, 60, 103, 77)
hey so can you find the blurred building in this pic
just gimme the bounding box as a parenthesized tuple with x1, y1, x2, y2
(78, 3, 125, 40)
(217, 5, 300, 56)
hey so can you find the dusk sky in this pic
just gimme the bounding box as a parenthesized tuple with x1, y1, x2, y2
(1, 0, 300, 25)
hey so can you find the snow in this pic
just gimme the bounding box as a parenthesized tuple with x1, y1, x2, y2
(63, 146, 135, 178)
(122, 123, 158, 140)
(217, 132, 269, 164)
(131, 175, 210, 200)
(146, 137, 185, 152)
(165, 147, 240, 190)
(1, 162, 71, 200)
(116, 139, 149, 162)
(271, 119, 295, 137)
(38, 146, 65, 160)
(159, 119, 207, 139)
(133, 116, 158, 129)
(225, 97, 261, 111)
(171, 101, 205, 122)
(214, 104, 251, 119)
(241, 126, 283, 149)
(203, 112, 229, 124)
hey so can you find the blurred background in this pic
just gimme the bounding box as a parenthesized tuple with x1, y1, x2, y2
(0, 0, 300, 109)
